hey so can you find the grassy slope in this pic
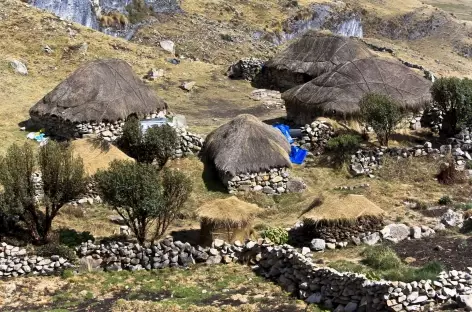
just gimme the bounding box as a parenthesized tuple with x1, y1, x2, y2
(0, 264, 324, 311)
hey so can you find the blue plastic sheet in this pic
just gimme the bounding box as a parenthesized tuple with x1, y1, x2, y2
(290, 146, 307, 165)
(273, 124, 294, 144)
(273, 124, 307, 164)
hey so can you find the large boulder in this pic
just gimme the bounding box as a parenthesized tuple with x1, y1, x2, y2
(440, 209, 464, 228)
(381, 224, 410, 243)
(310, 239, 326, 251)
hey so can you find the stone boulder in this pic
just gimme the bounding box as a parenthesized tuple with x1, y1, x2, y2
(159, 40, 175, 54)
(310, 239, 326, 252)
(10, 60, 28, 75)
(381, 224, 410, 243)
(440, 209, 464, 228)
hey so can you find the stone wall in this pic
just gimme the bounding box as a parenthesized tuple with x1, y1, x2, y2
(173, 127, 205, 158)
(295, 120, 335, 154)
(227, 58, 264, 81)
(0, 242, 73, 277)
(223, 167, 290, 194)
(73, 238, 472, 311)
(349, 132, 472, 176)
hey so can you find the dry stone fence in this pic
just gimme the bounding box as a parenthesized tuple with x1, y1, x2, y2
(2, 236, 472, 311)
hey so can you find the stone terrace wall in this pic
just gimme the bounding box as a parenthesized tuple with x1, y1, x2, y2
(0, 242, 73, 278)
(223, 167, 290, 194)
(295, 120, 335, 155)
(76, 237, 472, 311)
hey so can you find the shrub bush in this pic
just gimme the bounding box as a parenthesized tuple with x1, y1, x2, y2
(58, 229, 94, 248)
(361, 245, 402, 270)
(438, 195, 453, 206)
(0, 142, 86, 244)
(359, 93, 404, 146)
(326, 134, 362, 166)
(431, 77, 472, 136)
(261, 227, 289, 245)
(36, 243, 78, 262)
(118, 116, 179, 167)
(95, 160, 192, 244)
(437, 159, 466, 185)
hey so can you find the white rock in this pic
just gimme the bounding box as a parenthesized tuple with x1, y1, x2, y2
(10, 60, 28, 75)
(159, 40, 175, 54)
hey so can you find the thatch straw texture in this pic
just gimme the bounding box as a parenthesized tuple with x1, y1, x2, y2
(302, 194, 385, 223)
(283, 58, 432, 124)
(196, 196, 263, 227)
(202, 114, 291, 176)
(261, 31, 373, 91)
(30, 59, 168, 123)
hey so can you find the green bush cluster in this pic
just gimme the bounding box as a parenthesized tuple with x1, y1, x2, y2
(361, 245, 402, 270)
(438, 195, 453, 206)
(261, 227, 289, 245)
(118, 116, 179, 167)
(36, 243, 78, 262)
(359, 93, 404, 146)
(326, 134, 362, 166)
(58, 229, 94, 248)
(125, 0, 153, 24)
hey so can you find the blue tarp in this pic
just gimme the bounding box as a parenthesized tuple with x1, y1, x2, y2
(273, 124, 307, 164)
(290, 146, 307, 165)
(273, 124, 293, 144)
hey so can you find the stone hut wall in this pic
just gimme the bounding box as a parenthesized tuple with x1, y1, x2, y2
(223, 167, 290, 194)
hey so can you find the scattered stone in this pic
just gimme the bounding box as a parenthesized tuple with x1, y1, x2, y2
(10, 60, 28, 75)
(159, 40, 175, 54)
(382, 224, 410, 243)
(181, 81, 196, 91)
(441, 209, 464, 228)
(310, 239, 326, 252)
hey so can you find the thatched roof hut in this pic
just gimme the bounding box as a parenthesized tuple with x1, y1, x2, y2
(196, 196, 262, 245)
(259, 31, 373, 91)
(283, 58, 432, 125)
(299, 194, 385, 241)
(202, 114, 291, 178)
(30, 59, 168, 124)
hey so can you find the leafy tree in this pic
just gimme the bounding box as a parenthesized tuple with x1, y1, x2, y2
(0, 142, 86, 243)
(359, 93, 404, 146)
(95, 160, 192, 244)
(118, 116, 179, 167)
(326, 134, 362, 167)
(431, 77, 472, 135)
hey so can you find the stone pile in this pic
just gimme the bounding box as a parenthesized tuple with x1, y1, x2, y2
(225, 167, 290, 194)
(0, 242, 72, 277)
(173, 127, 205, 158)
(250, 89, 285, 109)
(291, 223, 436, 251)
(295, 120, 335, 154)
(227, 57, 265, 81)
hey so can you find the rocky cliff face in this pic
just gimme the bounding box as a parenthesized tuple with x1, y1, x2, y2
(31, 0, 99, 29)
(29, 0, 181, 37)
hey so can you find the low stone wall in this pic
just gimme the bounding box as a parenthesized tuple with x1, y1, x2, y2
(173, 128, 205, 158)
(227, 58, 264, 81)
(75, 238, 472, 311)
(290, 222, 436, 252)
(223, 167, 290, 194)
(349, 134, 472, 176)
(295, 120, 335, 154)
(0, 242, 73, 277)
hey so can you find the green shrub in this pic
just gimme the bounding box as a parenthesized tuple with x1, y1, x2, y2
(456, 202, 472, 211)
(431, 77, 472, 136)
(95, 161, 192, 244)
(359, 93, 404, 146)
(326, 134, 362, 166)
(361, 245, 402, 270)
(0, 142, 86, 244)
(36, 243, 78, 262)
(125, 0, 152, 24)
(58, 229, 94, 248)
(261, 227, 289, 245)
(118, 116, 179, 167)
(438, 195, 453, 206)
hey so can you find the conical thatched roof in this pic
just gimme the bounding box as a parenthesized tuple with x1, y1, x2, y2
(30, 59, 168, 123)
(202, 114, 291, 176)
(302, 194, 384, 223)
(259, 31, 373, 91)
(283, 58, 432, 124)
(196, 196, 263, 227)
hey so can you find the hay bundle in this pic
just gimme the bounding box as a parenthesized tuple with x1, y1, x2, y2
(196, 196, 263, 245)
(202, 114, 291, 177)
(30, 59, 168, 123)
(283, 58, 432, 124)
(301, 194, 385, 241)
